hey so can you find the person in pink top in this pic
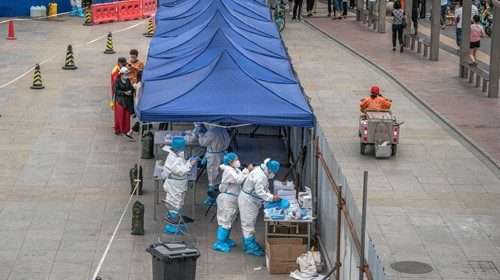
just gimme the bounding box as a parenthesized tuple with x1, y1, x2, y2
(469, 15, 485, 67)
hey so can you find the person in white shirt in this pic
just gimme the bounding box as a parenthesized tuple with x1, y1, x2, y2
(454, 0, 463, 49)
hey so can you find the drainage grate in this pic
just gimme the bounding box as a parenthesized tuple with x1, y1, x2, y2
(390, 261, 433, 274)
(467, 261, 500, 278)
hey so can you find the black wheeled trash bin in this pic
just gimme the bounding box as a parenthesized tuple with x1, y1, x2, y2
(147, 242, 200, 280)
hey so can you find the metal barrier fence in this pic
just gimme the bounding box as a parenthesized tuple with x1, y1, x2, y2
(288, 125, 386, 280)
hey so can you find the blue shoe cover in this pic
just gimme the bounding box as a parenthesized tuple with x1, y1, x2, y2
(200, 157, 207, 166)
(163, 223, 186, 234)
(70, 6, 78, 16)
(240, 236, 246, 250)
(213, 226, 230, 252)
(213, 241, 230, 252)
(243, 236, 264, 256)
(77, 7, 84, 17)
(225, 238, 236, 247)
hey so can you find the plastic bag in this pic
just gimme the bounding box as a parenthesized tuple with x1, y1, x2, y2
(289, 252, 318, 279)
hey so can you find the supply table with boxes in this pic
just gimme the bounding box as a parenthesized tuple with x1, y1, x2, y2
(264, 181, 314, 274)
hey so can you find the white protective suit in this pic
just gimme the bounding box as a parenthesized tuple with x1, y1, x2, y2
(162, 146, 192, 211)
(216, 165, 249, 229)
(198, 125, 230, 187)
(70, 0, 82, 7)
(237, 165, 274, 238)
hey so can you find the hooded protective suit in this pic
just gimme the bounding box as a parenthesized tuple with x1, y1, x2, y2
(162, 146, 192, 211)
(238, 165, 274, 238)
(217, 165, 249, 229)
(198, 125, 230, 187)
(212, 162, 250, 252)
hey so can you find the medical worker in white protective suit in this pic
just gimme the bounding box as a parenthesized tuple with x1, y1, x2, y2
(238, 158, 281, 256)
(70, 0, 84, 17)
(213, 153, 254, 252)
(162, 137, 197, 234)
(198, 124, 230, 205)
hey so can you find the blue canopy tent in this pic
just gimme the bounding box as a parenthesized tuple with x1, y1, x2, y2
(154, 0, 274, 38)
(136, 0, 314, 128)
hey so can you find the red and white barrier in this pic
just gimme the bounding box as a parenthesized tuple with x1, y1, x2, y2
(118, 0, 143, 21)
(92, 2, 119, 24)
(142, 0, 157, 18)
(91, 0, 156, 24)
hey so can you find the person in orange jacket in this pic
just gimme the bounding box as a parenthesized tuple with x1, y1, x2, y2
(359, 86, 392, 113)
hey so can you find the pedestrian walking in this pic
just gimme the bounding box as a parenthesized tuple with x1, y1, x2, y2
(440, 0, 448, 29)
(391, 0, 406, 52)
(469, 15, 484, 66)
(412, 0, 419, 35)
(306, 0, 314, 17)
(419, 0, 426, 19)
(327, 0, 332, 16)
(454, 0, 463, 51)
(342, 0, 348, 18)
(333, 0, 342, 19)
(293, 0, 304, 20)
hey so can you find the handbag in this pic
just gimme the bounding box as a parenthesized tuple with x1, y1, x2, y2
(402, 16, 408, 28)
(108, 99, 115, 111)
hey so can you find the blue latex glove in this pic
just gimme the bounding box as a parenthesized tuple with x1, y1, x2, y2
(264, 199, 290, 209)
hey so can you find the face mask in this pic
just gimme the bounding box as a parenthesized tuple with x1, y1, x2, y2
(177, 151, 185, 158)
(122, 75, 129, 80)
(267, 172, 275, 179)
(370, 93, 377, 98)
(233, 160, 241, 169)
(130, 58, 137, 63)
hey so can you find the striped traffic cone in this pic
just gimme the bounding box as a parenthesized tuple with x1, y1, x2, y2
(103, 32, 115, 54)
(30, 64, 45, 90)
(62, 44, 77, 70)
(143, 18, 154, 37)
(83, 8, 93, 26)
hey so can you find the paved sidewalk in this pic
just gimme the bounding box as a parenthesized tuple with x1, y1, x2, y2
(281, 19, 500, 280)
(0, 17, 289, 280)
(304, 3, 500, 168)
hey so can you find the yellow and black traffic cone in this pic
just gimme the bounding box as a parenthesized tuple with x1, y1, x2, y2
(62, 44, 77, 70)
(103, 32, 115, 54)
(143, 18, 154, 37)
(83, 8, 93, 26)
(30, 63, 45, 90)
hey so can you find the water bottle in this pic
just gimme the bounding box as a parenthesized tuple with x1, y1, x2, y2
(40, 6, 47, 17)
(30, 6, 37, 18)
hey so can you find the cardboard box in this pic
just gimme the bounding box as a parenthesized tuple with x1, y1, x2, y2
(265, 237, 307, 274)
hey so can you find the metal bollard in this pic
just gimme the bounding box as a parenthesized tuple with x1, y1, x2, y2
(141, 131, 155, 159)
(129, 164, 143, 195)
(131, 200, 145, 235)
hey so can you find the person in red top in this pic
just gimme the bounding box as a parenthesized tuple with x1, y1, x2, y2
(359, 86, 392, 113)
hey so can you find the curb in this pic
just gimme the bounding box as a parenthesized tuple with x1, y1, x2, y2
(302, 19, 500, 178)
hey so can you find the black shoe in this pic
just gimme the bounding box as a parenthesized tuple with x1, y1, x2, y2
(125, 134, 135, 141)
(328, 13, 331, 17)
(393, 47, 396, 51)
(400, 45, 404, 53)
